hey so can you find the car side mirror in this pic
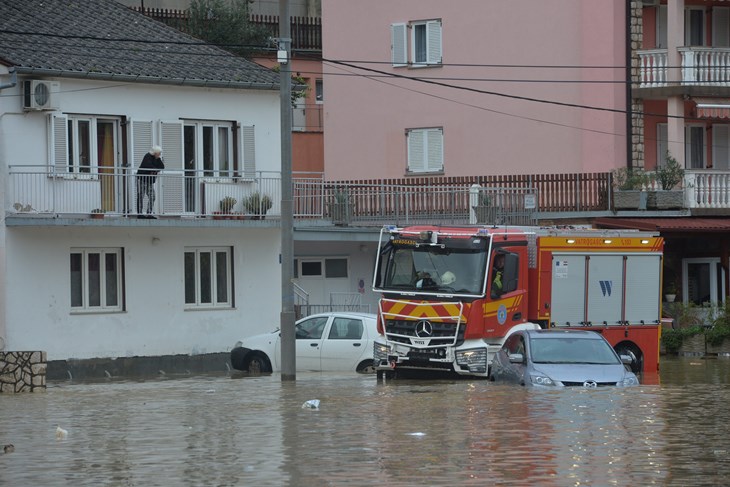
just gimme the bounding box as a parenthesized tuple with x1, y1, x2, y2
(508, 353, 524, 364)
(620, 354, 633, 365)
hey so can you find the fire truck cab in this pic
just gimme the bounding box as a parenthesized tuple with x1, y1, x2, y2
(372, 225, 663, 379)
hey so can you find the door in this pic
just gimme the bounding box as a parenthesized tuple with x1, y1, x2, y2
(320, 317, 366, 371)
(97, 120, 118, 212)
(184, 125, 197, 213)
(295, 315, 330, 370)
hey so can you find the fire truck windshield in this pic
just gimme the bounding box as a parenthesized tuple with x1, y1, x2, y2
(376, 235, 490, 295)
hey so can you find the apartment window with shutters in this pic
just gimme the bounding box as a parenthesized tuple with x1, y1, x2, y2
(391, 19, 442, 67)
(712, 124, 730, 170)
(48, 115, 120, 177)
(184, 247, 233, 308)
(406, 127, 444, 174)
(70, 248, 124, 312)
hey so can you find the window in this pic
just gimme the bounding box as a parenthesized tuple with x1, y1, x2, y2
(184, 121, 235, 178)
(712, 125, 730, 169)
(49, 115, 119, 176)
(685, 7, 705, 46)
(328, 318, 363, 340)
(70, 249, 123, 312)
(686, 125, 706, 169)
(184, 247, 232, 308)
(391, 19, 442, 67)
(407, 127, 443, 173)
(67, 118, 92, 173)
(296, 316, 328, 339)
(315, 79, 324, 103)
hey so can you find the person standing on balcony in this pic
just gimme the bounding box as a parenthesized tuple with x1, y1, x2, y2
(136, 146, 164, 219)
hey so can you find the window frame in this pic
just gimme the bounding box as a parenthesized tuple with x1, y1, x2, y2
(411, 19, 442, 67)
(184, 246, 233, 309)
(70, 248, 124, 313)
(60, 116, 120, 179)
(183, 121, 236, 180)
(391, 19, 442, 68)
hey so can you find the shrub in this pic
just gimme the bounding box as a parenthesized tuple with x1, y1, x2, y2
(656, 152, 685, 190)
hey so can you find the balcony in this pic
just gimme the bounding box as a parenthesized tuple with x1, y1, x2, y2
(638, 48, 730, 89)
(6, 168, 729, 226)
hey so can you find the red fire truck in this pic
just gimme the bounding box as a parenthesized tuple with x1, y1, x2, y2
(372, 225, 664, 379)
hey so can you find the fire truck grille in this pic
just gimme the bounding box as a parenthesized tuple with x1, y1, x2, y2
(384, 320, 465, 346)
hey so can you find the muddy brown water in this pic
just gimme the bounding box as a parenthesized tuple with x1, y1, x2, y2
(1, 356, 730, 486)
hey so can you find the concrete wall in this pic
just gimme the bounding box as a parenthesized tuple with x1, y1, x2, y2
(4, 226, 282, 360)
(322, 0, 628, 179)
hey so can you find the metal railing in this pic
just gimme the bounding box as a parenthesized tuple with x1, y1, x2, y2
(7, 166, 283, 219)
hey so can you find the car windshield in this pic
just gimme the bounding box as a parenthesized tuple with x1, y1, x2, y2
(377, 235, 489, 295)
(529, 337, 620, 365)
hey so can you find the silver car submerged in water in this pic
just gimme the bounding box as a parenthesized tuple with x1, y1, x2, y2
(490, 329, 639, 387)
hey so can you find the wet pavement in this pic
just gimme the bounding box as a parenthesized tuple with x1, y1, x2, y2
(2, 356, 730, 486)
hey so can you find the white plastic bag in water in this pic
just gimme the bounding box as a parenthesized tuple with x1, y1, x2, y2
(301, 399, 320, 409)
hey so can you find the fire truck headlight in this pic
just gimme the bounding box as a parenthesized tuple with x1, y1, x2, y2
(373, 342, 389, 362)
(456, 348, 487, 374)
(530, 374, 556, 386)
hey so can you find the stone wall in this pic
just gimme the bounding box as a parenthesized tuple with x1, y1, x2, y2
(0, 351, 47, 393)
(630, 1, 645, 169)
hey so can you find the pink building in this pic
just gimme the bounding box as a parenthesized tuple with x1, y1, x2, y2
(321, 0, 629, 180)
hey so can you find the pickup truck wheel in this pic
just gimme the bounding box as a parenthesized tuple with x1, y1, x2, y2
(245, 353, 272, 374)
(356, 360, 376, 374)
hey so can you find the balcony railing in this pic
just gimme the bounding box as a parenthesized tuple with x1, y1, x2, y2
(638, 47, 730, 88)
(9, 167, 729, 223)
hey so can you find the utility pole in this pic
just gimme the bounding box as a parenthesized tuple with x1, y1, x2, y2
(278, 0, 296, 381)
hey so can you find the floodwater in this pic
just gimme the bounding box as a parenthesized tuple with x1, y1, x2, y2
(1, 358, 730, 486)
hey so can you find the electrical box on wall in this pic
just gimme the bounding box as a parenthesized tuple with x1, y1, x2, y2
(22, 80, 60, 111)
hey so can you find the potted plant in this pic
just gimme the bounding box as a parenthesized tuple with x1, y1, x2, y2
(213, 196, 237, 219)
(472, 192, 497, 224)
(243, 192, 272, 220)
(649, 152, 685, 210)
(328, 188, 353, 226)
(90, 208, 105, 219)
(663, 280, 677, 303)
(612, 167, 649, 210)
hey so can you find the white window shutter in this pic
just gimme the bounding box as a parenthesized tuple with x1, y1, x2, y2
(656, 123, 668, 167)
(426, 128, 444, 171)
(47, 113, 68, 174)
(129, 120, 153, 169)
(159, 121, 184, 214)
(241, 125, 256, 179)
(426, 20, 442, 65)
(713, 125, 730, 170)
(391, 23, 408, 66)
(714, 8, 730, 47)
(407, 130, 425, 172)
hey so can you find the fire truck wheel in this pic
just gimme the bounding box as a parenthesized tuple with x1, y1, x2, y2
(614, 342, 643, 375)
(245, 352, 272, 374)
(356, 360, 376, 374)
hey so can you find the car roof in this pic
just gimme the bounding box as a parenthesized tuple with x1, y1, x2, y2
(523, 329, 605, 340)
(298, 312, 377, 321)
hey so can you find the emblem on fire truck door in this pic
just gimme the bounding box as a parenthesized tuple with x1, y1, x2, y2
(497, 305, 507, 325)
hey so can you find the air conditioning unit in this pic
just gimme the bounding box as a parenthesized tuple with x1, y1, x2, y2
(22, 80, 60, 111)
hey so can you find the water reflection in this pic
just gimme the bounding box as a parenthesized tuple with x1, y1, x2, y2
(0, 358, 729, 486)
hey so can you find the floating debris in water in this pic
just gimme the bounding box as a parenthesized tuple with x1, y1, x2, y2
(55, 425, 68, 440)
(302, 399, 320, 409)
(205, 389, 215, 394)
(407, 432, 426, 437)
(3, 444, 14, 454)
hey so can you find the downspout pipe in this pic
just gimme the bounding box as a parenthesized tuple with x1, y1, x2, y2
(0, 67, 17, 90)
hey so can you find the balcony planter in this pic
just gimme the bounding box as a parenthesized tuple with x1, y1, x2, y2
(613, 190, 647, 210)
(473, 205, 497, 225)
(647, 189, 685, 210)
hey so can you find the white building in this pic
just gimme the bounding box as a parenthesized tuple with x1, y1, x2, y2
(0, 0, 285, 361)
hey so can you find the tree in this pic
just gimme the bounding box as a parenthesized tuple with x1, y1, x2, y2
(188, 0, 270, 57)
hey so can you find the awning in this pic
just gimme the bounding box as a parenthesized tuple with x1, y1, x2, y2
(694, 98, 730, 119)
(594, 217, 730, 233)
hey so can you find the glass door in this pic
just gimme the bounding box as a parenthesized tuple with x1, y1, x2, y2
(97, 120, 118, 212)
